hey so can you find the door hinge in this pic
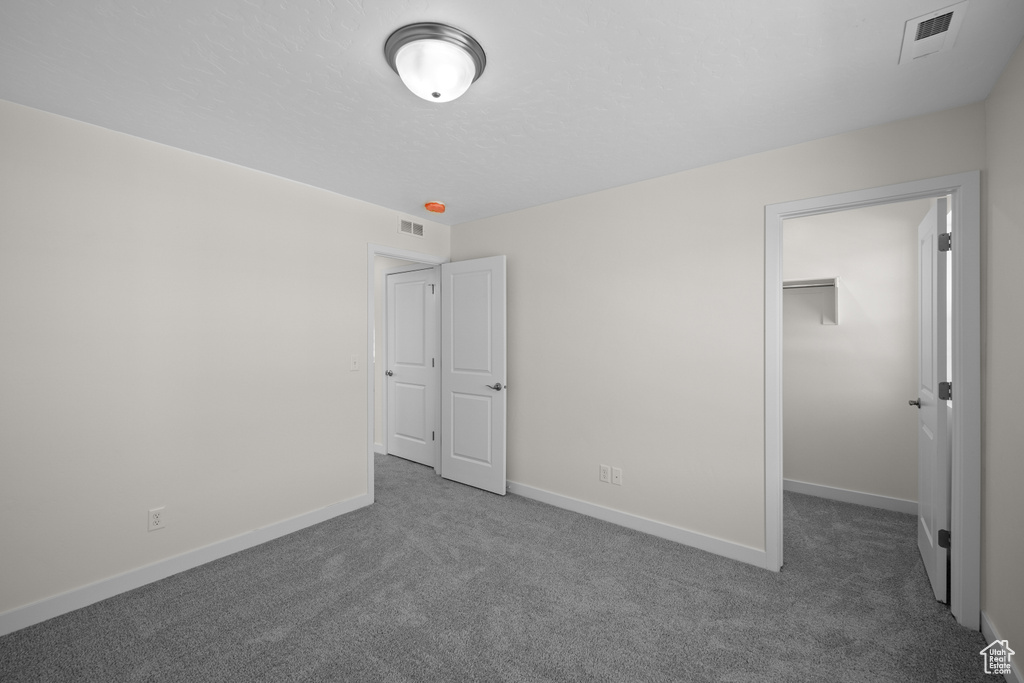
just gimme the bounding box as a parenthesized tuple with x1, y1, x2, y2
(432, 358, 435, 368)
(938, 529, 951, 549)
(938, 233, 952, 252)
(432, 431, 435, 442)
(430, 284, 435, 294)
(939, 381, 952, 401)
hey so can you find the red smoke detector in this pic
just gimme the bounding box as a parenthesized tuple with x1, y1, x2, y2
(424, 201, 446, 214)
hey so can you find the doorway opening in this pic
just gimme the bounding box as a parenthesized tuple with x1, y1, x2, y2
(782, 198, 931, 514)
(366, 245, 509, 500)
(366, 245, 445, 504)
(379, 260, 439, 470)
(764, 171, 981, 630)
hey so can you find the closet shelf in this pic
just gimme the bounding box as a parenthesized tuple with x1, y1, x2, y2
(783, 277, 839, 325)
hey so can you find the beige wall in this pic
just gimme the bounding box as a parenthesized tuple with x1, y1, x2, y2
(782, 200, 929, 502)
(983, 39, 1024, 657)
(0, 100, 449, 615)
(452, 102, 985, 552)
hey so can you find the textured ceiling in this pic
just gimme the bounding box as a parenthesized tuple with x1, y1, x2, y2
(1, 1, 1023, 225)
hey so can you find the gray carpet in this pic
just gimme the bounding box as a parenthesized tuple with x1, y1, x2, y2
(0, 454, 998, 682)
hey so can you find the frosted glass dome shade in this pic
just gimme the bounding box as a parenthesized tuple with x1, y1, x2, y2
(395, 39, 476, 103)
(385, 23, 486, 104)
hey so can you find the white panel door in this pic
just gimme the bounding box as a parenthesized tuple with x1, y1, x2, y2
(916, 197, 951, 603)
(386, 268, 438, 467)
(440, 256, 506, 495)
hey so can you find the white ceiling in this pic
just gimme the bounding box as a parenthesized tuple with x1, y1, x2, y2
(1, 1, 1022, 225)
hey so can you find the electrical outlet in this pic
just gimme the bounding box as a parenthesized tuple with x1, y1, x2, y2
(599, 464, 611, 483)
(148, 507, 166, 532)
(611, 467, 623, 486)
(350, 355, 360, 372)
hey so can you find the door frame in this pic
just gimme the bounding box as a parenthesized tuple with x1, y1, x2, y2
(382, 263, 439, 466)
(367, 244, 445, 504)
(764, 171, 981, 629)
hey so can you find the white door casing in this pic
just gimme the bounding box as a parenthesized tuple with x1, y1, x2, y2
(386, 267, 439, 467)
(916, 197, 951, 602)
(440, 255, 507, 495)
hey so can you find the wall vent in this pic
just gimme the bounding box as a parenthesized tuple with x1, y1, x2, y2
(399, 218, 425, 237)
(899, 2, 968, 65)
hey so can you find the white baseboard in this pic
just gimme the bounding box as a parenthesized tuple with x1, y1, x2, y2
(784, 479, 917, 515)
(0, 493, 372, 638)
(506, 481, 767, 569)
(374, 442, 384, 455)
(982, 611, 1022, 683)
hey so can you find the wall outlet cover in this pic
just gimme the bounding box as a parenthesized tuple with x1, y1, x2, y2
(148, 507, 166, 532)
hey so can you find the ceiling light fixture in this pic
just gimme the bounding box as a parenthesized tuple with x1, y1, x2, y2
(384, 23, 486, 103)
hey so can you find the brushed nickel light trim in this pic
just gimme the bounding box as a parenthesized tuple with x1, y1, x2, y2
(384, 22, 486, 102)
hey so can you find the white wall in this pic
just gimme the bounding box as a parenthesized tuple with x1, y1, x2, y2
(0, 100, 449, 618)
(983, 37, 1024, 664)
(452, 103, 985, 555)
(782, 200, 929, 503)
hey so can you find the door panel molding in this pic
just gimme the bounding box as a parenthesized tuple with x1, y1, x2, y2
(764, 171, 980, 630)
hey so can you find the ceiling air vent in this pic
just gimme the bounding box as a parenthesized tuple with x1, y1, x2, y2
(916, 12, 953, 40)
(899, 2, 968, 65)
(399, 218, 424, 237)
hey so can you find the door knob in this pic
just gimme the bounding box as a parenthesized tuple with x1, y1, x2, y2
(486, 383, 505, 391)
(908, 399, 920, 408)
(386, 370, 393, 377)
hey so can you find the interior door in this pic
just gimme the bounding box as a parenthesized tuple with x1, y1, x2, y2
(386, 267, 438, 467)
(440, 255, 507, 495)
(916, 197, 951, 602)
